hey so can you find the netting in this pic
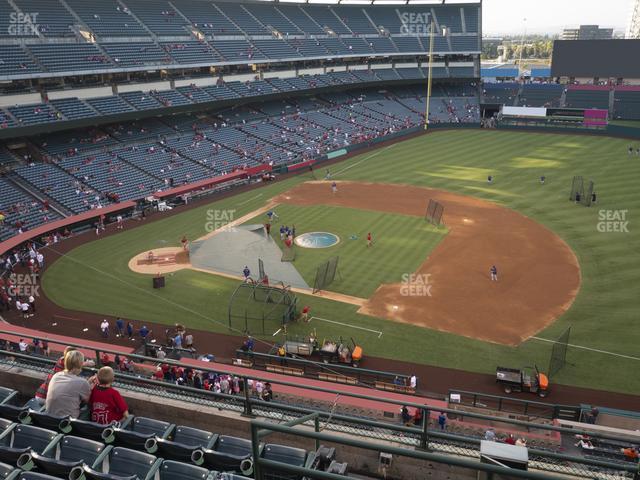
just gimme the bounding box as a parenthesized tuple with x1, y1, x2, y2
(548, 326, 571, 378)
(228, 281, 297, 334)
(570, 176, 584, 202)
(312, 256, 340, 293)
(425, 199, 444, 226)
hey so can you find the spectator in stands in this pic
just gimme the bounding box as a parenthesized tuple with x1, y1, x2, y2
(504, 434, 516, 445)
(622, 447, 638, 460)
(35, 346, 75, 404)
(576, 438, 595, 450)
(484, 428, 496, 441)
(410, 374, 417, 389)
(413, 408, 422, 426)
(156, 347, 166, 360)
(438, 412, 447, 430)
(585, 407, 599, 424)
(89, 366, 129, 424)
(261, 382, 273, 402)
(46, 350, 96, 419)
(400, 405, 411, 425)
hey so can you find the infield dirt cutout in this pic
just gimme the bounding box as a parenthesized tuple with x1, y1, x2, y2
(130, 181, 581, 346)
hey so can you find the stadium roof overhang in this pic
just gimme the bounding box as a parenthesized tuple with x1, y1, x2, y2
(251, 0, 481, 4)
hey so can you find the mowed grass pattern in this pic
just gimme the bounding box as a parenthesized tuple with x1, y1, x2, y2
(43, 130, 640, 394)
(247, 204, 446, 298)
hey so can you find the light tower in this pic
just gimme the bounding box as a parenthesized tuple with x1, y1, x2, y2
(628, 0, 640, 39)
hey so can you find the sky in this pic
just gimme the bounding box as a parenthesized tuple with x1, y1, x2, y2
(481, 0, 634, 36)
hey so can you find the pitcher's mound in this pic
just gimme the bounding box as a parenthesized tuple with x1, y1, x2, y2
(129, 247, 191, 274)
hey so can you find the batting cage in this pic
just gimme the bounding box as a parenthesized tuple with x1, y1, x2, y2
(228, 281, 298, 334)
(569, 176, 584, 202)
(425, 199, 444, 226)
(312, 256, 340, 294)
(548, 326, 571, 378)
(581, 181, 595, 207)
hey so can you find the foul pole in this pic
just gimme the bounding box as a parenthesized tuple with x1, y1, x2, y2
(424, 19, 436, 131)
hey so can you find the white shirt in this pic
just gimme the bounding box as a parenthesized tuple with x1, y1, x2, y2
(101, 320, 109, 331)
(21, 303, 29, 312)
(410, 375, 417, 389)
(18, 341, 28, 352)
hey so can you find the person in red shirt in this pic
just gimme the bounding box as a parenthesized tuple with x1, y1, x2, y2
(301, 305, 310, 323)
(89, 367, 129, 424)
(367, 232, 373, 248)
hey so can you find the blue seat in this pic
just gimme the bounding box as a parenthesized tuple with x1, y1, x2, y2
(158, 460, 211, 480)
(194, 435, 253, 476)
(0, 461, 18, 479)
(73, 446, 161, 480)
(0, 425, 61, 466)
(0, 391, 16, 408)
(113, 417, 174, 452)
(153, 425, 217, 463)
(261, 444, 311, 480)
(25, 435, 110, 478)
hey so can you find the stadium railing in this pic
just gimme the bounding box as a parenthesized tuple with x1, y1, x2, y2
(447, 389, 582, 421)
(0, 330, 638, 479)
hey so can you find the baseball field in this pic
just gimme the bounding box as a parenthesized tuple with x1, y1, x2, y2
(41, 129, 640, 395)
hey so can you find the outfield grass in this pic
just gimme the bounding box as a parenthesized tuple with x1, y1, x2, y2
(246, 204, 446, 298)
(42, 130, 640, 395)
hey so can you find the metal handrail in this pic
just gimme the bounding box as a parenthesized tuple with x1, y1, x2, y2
(0, 329, 637, 445)
(1, 348, 637, 476)
(448, 389, 582, 420)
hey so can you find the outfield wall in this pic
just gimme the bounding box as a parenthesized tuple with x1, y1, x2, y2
(497, 123, 640, 140)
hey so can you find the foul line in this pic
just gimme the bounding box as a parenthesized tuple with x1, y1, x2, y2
(530, 336, 640, 361)
(309, 316, 383, 338)
(332, 143, 397, 178)
(237, 193, 263, 206)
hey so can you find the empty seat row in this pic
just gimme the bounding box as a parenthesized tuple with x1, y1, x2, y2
(0, 399, 346, 480)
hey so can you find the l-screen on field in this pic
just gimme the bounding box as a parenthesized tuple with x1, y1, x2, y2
(42, 130, 640, 395)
